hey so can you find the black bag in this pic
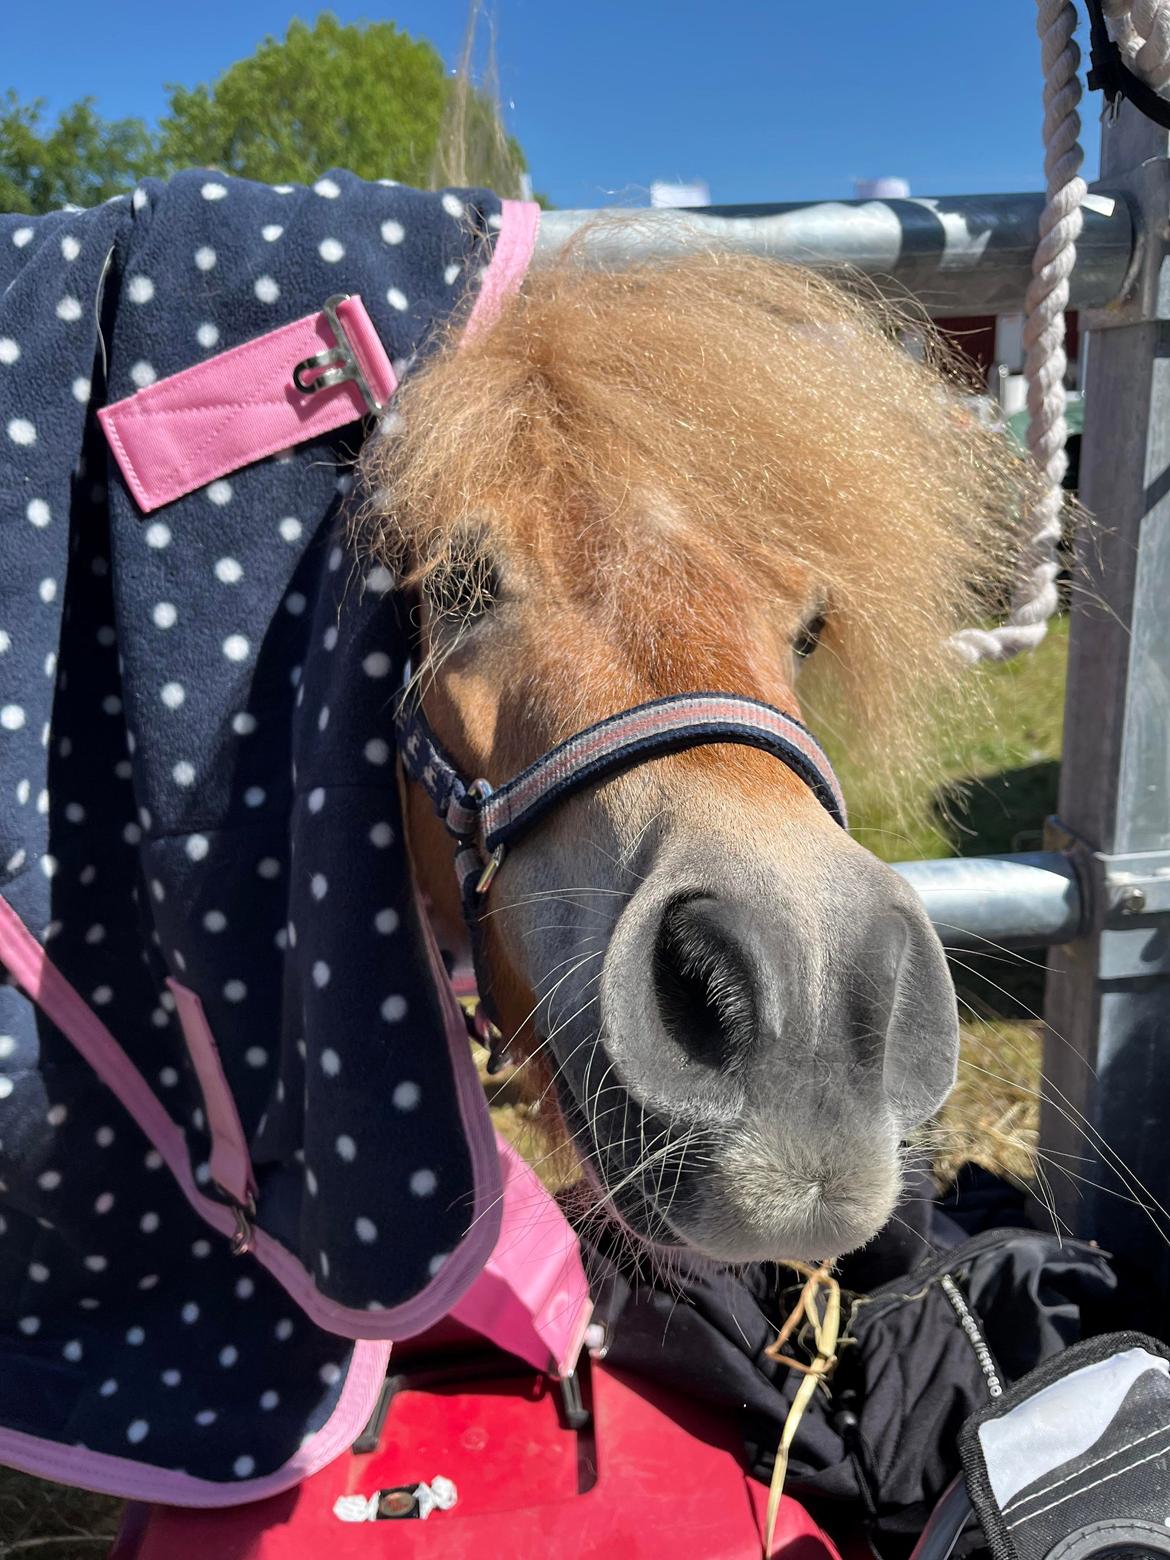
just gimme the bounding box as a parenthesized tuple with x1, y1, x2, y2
(585, 1176, 1116, 1548)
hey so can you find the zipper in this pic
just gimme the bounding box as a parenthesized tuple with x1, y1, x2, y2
(940, 1273, 1004, 1398)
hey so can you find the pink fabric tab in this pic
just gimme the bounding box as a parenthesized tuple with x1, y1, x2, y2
(167, 978, 256, 1208)
(98, 294, 397, 514)
(450, 1133, 591, 1378)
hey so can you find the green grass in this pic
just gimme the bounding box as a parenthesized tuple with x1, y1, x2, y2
(829, 614, 1068, 868)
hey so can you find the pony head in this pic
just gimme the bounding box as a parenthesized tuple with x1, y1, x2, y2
(360, 248, 1032, 1265)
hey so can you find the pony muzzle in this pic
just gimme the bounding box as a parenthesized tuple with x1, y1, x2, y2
(588, 843, 959, 1261)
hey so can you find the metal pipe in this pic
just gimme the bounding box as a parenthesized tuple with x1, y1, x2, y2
(1044, 106, 1170, 1288)
(892, 852, 1083, 949)
(534, 192, 1136, 316)
(907, 1476, 973, 1560)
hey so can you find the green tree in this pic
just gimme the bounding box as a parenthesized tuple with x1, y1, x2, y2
(0, 91, 155, 215)
(157, 14, 450, 189)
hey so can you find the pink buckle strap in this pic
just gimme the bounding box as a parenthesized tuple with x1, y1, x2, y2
(98, 293, 397, 514)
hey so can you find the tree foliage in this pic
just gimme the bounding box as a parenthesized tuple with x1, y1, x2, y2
(157, 15, 449, 189)
(1, 11, 537, 215)
(0, 91, 155, 215)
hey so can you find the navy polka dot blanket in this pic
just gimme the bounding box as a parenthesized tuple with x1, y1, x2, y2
(0, 172, 548, 1499)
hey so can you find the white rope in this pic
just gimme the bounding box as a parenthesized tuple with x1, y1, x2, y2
(952, 0, 1087, 663)
(1103, 0, 1170, 90)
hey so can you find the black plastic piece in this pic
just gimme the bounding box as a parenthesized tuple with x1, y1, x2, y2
(1085, 0, 1170, 130)
(352, 1347, 593, 1454)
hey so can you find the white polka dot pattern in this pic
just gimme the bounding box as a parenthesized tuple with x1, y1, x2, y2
(0, 169, 511, 1489)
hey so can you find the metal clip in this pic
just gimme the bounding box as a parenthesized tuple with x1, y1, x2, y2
(229, 1194, 257, 1257)
(476, 845, 505, 896)
(463, 778, 504, 895)
(292, 294, 385, 415)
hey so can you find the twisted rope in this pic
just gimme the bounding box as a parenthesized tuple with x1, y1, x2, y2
(952, 0, 1086, 663)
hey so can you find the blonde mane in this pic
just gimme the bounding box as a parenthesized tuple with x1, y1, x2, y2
(359, 244, 1039, 795)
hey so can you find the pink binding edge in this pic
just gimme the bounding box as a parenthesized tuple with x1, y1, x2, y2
(0, 1339, 391, 1510)
(452, 1134, 592, 1379)
(0, 887, 496, 1500)
(462, 199, 541, 341)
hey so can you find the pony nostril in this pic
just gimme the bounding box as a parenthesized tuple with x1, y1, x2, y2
(652, 896, 759, 1070)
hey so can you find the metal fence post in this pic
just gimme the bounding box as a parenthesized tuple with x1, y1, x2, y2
(1043, 103, 1170, 1297)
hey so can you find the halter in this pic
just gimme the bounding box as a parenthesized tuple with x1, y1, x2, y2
(397, 690, 848, 914)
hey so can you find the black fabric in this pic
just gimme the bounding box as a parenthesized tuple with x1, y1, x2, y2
(0, 171, 508, 1486)
(585, 1171, 1117, 1548)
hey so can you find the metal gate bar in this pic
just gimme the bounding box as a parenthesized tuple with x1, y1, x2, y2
(534, 191, 1136, 316)
(1042, 105, 1170, 1286)
(892, 853, 1082, 950)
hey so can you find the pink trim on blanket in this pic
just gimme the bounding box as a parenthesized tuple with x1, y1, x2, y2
(0, 891, 502, 1340)
(0, 1337, 391, 1507)
(462, 199, 541, 341)
(98, 294, 396, 514)
(451, 1133, 591, 1378)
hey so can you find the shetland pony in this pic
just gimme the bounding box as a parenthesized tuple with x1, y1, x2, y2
(361, 249, 1035, 1264)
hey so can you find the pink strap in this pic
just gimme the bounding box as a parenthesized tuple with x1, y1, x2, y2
(450, 1133, 591, 1378)
(167, 979, 256, 1208)
(98, 294, 396, 514)
(463, 199, 541, 341)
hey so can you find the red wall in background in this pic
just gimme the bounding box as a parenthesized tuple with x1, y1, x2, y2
(935, 312, 1080, 384)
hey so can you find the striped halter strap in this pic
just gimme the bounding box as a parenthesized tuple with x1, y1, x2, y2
(397, 691, 848, 915)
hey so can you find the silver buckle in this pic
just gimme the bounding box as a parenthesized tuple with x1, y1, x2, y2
(465, 779, 505, 895)
(292, 294, 385, 415)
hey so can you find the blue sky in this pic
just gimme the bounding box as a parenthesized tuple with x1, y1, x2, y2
(5, 1, 1102, 207)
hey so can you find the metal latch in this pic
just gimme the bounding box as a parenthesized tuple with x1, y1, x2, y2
(293, 294, 386, 415)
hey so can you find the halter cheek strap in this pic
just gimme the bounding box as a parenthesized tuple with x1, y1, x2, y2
(397, 691, 848, 916)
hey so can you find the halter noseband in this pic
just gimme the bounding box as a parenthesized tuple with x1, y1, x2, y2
(397, 691, 847, 917)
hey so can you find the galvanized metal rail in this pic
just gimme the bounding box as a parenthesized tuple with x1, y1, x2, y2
(892, 853, 1082, 950)
(534, 191, 1137, 316)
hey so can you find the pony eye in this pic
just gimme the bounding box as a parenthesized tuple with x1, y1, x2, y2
(793, 611, 825, 660)
(423, 554, 499, 622)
